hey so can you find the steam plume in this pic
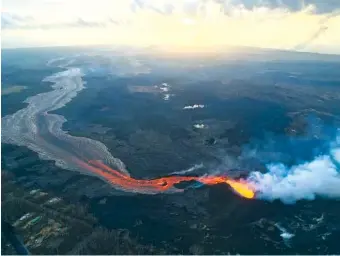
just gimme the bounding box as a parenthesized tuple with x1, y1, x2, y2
(248, 130, 340, 203)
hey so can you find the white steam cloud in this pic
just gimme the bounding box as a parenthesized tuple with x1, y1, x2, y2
(248, 130, 340, 203)
(171, 163, 204, 175)
(183, 104, 205, 109)
(193, 124, 205, 129)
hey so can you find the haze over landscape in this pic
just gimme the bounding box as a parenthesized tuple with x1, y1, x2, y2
(1, 0, 340, 255)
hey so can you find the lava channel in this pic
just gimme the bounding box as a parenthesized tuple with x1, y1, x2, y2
(74, 159, 255, 199)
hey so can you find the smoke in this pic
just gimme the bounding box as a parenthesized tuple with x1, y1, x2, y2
(193, 124, 205, 129)
(247, 129, 340, 203)
(171, 163, 204, 175)
(275, 223, 294, 247)
(183, 104, 205, 109)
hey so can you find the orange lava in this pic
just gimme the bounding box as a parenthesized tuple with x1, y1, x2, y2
(73, 159, 255, 199)
(198, 176, 255, 199)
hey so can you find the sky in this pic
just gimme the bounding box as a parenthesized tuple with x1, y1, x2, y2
(1, 0, 340, 54)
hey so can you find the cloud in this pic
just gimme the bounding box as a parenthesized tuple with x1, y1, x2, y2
(132, 0, 175, 15)
(72, 18, 105, 28)
(216, 0, 340, 14)
(2, 0, 340, 53)
(1, 13, 111, 30)
(1, 12, 34, 29)
(133, 0, 340, 15)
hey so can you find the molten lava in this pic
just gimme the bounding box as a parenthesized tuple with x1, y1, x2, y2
(225, 179, 255, 199)
(197, 176, 255, 199)
(74, 159, 255, 199)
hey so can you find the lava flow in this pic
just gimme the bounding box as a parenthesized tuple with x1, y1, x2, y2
(74, 159, 255, 199)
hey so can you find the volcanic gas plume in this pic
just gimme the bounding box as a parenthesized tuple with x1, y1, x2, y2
(247, 136, 340, 203)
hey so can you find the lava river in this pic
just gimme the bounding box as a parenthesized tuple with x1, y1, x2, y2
(75, 159, 255, 199)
